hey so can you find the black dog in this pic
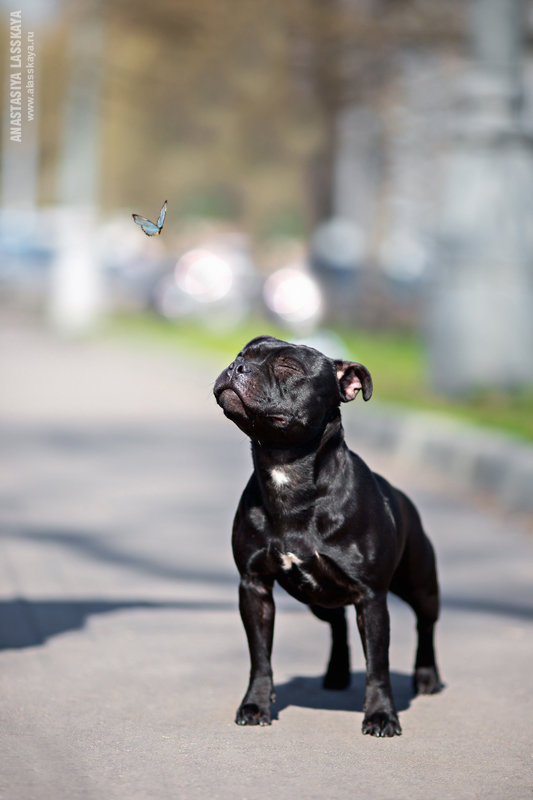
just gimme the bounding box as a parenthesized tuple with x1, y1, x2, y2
(214, 335, 441, 737)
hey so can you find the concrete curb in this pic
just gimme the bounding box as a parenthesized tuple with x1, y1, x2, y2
(344, 404, 533, 516)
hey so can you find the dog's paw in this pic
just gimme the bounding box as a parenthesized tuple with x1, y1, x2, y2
(362, 711, 402, 737)
(414, 666, 442, 695)
(235, 703, 271, 727)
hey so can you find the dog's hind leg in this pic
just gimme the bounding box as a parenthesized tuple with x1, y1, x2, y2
(389, 507, 442, 696)
(396, 581, 442, 695)
(310, 605, 351, 689)
(402, 574, 442, 695)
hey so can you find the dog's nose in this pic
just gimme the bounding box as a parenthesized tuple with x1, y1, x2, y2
(227, 358, 250, 378)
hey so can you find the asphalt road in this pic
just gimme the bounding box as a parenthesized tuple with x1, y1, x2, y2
(1, 317, 532, 800)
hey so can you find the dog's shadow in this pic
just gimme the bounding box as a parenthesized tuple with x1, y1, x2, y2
(271, 671, 414, 720)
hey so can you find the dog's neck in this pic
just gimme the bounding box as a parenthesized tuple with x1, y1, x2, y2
(250, 411, 348, 514)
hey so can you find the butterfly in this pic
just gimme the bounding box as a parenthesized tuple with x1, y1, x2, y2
(132, 200, 167, 236)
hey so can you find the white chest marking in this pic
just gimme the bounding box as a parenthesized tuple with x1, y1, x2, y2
(271, 467, 290, 487)
(280, 552, 302, 570)
(280, 551, 318, 588)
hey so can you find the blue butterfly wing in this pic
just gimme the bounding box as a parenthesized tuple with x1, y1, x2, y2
(132, 214, 160, 236)
(157, 201, 167, 230)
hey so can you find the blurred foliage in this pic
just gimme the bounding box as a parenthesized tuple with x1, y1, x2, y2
(10, 0, 464, 237)
(105, 313, 533, 441)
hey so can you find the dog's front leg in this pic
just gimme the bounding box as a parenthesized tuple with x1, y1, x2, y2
(356, 591, 402, 737)
(236, 577, 275, 726)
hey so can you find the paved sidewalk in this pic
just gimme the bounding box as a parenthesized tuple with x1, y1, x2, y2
(0, 317, 532, 799)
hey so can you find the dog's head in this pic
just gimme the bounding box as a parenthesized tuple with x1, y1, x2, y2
(213, 335, 372, 446)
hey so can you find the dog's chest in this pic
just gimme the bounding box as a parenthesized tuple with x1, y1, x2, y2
(253, 464, 364, 605)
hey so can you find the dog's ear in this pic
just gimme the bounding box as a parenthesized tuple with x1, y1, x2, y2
(334, 360, 373, 402)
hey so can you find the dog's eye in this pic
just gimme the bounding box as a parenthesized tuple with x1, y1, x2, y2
(274, 359, 303, 373)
